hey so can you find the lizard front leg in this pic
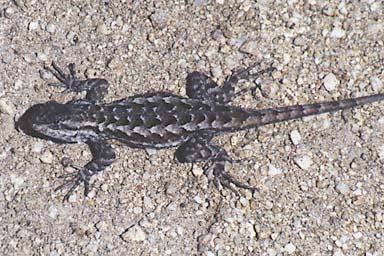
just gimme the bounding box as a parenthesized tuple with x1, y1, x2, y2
(56, 141, 116, 201)
(48, 62, 109, 103)
(175, 133, 256, 193)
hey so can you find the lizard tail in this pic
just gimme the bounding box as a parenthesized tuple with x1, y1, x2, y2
(238, 92, 384, 130)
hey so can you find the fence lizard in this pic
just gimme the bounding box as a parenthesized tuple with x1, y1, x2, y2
(15, 62, 384, 201)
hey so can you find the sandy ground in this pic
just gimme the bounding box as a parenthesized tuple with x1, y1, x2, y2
(1, 0, 383, 255)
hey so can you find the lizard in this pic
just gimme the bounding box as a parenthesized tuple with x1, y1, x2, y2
(15, 62, 384, 201)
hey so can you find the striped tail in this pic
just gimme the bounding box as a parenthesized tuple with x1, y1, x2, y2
(239, 93, 384, 130)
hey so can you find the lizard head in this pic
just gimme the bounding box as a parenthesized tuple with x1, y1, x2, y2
(15, 101, 73, 143)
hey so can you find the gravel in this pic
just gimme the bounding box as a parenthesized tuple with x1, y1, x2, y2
(1, 0, 383, 255)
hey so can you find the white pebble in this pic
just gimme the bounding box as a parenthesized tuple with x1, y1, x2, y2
(352, 188, 362, 196)
(330, 27, 346, 38)
(240, 41, 258, 56)
(283, 53, 291, 64)
(96, 23, 110, 35)
(14, 80, 23, 89)
(211, 66, 223, 78)
(29, 20, 39, 30)
(377, 145, 384, 160)
(267, 248, 277, 256)
(10, 174, 25, 189)
(191, 165, 204, 177)
(0, 98, 15, 115)
(285, 243, 296, 254)
(323, 73, 340, 91)
(268, 164, 282, 176)
(122, 225, 146, 241)
(37, 52, 48, 61)
(48, 205, 59, 219)
(367, 22, 382, 33)
(46, 23, 56, 33)
(32, 142, 44, 153)
(289, 130, 301, 145)
(370, 76, 383, 92)
(40, 151, 54, 164)
(145, 148, 157, 155)
(68, 194, 77, 202)
(336, 182, 350, 194)
(193, 195, 203, 204)
(294, 155, 313, 170)
(133, 207, 143, 214)
(353, 232, 363, 239)
(165, 183, 177, 196)
(143, 196, 154, 209)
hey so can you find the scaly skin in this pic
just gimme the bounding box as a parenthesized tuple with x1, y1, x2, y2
(15, 62, 384, 201)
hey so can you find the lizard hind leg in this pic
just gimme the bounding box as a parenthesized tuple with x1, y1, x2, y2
(175, 134, 256, 193)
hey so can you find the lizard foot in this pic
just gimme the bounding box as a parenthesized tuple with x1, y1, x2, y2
(55, 165, 91, 202)
(203, 160, 257, 194)
(47, 62, 82, 92)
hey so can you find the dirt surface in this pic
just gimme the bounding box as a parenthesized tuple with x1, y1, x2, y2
(1, 1, 384, 255)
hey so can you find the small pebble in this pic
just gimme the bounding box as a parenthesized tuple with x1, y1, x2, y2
(352, 188, 362, 196)
(323, 73, 340, 91)
(293, 36, 306, 46)
(50, 250, 58, 256)
(121, 225, 147, 242)
(377, 145, 384, 160)
(96, 23, 110, 35)
(330, 27, 346, 38)
(165, 183, 178, 196)
(211, 66, 223, 78)
(290, 130, 301, 145)
(267, 248, 277, 256)
(37, 52, 48, 61)
(145, 148, 157, 155)
(294, 155, 313, 170)
(143, 196, 154, 209)
(239, 197, 249, 207)
(285, 243, 296, 254)
(268, 164, 282, 176)
(4, 7, 15, 19)
(133, 207, 143, 214)
(46, 23, 56, 33)
(191, 165, 204, 177)
(10, 174, 25, 189)
(283, 53, 291, 64)
(48, 205, 59, 219)
(353, 232, 362, 239)
(29, 20, 39, 30)
(32, 141, 44, 153)
(240, 41, 258, 56)
(367, 22, 383, 33)
(0, 98, 15, 115)
(370, 76, 383, 92)
(14, 79, 23, 89)
(193, 195, 203, 204)
(68, 194, 77, 203)
(336, 182, 350, 195)
(149, 10, 168, 29)
(224, 55, 239, 68)
(40, 151, 54, 164)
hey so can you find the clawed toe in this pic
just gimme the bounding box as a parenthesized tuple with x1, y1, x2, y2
(46, 62, 80, 92)
(203, 160, 257, 194)
(55, 167, 91, 202)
